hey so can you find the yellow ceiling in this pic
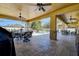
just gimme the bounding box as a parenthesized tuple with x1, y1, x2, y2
(0, 3, 73, 21)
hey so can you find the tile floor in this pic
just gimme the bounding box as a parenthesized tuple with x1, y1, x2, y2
(14, 32, 77, 56)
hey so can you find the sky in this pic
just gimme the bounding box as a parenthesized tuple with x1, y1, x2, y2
(41, 17, 50, 25)
(0, 17, 50, 26)
(0, 18, 26, 26)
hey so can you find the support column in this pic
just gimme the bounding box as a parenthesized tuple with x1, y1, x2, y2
(50, 15, 57, 40)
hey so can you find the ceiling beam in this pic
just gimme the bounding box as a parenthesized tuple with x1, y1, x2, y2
(0, 14, 18, 20)
(57, 14, 68, 24)
(0, 14, 28, 22)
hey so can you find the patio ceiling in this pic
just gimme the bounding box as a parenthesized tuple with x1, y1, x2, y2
(56, 11, 79, 28)
(0, 3, 73, 22)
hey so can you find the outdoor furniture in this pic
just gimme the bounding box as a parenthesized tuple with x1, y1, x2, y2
(12, 30, 33, 42)
(23, 31, 33, 38)
(23, 31, 33, 42)
(61, 30, 70, 35)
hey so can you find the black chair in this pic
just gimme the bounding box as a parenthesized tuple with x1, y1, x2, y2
(23, 31, 33, 42)
(0, 27, 16, 56)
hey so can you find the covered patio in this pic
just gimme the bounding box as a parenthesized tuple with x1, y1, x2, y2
(0, 3, 79, 56)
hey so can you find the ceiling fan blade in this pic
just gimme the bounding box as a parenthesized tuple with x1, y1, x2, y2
(42, 3, 52, 6)
(37, 3, 52, 6)
(69, 16, 77, 20)
(26, 3, 52, 6)
(41, 7, 46, 12)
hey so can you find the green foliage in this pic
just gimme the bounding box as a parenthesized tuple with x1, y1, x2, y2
(31, 21, 42, 32)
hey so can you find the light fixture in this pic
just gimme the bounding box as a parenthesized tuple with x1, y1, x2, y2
(19, 11, 22, 21)
(68, 16, 77, 23)
(18, 10, 27, 30)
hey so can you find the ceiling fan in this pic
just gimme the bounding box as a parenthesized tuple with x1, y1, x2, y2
(36, 3, 52, 12)
(70, 16, 76, 20)
(68, 16, 77, 23)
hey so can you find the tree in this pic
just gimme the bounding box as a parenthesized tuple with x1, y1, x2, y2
(31, 21, 42, 32)
(43, 23, 50, 28)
